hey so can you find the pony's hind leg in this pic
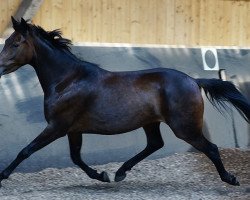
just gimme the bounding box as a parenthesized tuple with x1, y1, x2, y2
(115, 122, 164, 182)
(165, 78, 239, 186)
(168, 121, 240, 186)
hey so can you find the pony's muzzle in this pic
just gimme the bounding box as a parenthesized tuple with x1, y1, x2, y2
(0, 67, 4, 78)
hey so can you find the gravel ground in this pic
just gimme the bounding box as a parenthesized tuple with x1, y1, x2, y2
(0, 148, 249, 200)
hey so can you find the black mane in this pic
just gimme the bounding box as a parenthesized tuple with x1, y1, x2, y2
(26, 22, 99, 67)
(31, 25, 72, 52)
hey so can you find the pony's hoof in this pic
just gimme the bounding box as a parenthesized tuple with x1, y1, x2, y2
(100, 171, 111, 183)
(114, 172, 126, 182)
(221, 173, 240, 186)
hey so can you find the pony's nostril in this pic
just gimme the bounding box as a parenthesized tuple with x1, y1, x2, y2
(0, 67, 5, 76)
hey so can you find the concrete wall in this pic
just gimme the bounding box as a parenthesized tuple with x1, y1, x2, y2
(0, 44, 249, 172)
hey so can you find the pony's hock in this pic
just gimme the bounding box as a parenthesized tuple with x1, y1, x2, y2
(0, 17, 249, 186)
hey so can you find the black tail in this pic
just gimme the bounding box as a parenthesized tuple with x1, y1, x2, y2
(196, 78, 250, 123)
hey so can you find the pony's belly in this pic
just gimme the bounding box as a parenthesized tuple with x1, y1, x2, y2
(70, 107, 162, 134)
(85, 122, 144, 135)
(84, 118, 160, 135)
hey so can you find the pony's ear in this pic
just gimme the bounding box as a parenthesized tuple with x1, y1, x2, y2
(20, 17, 29, 36)
(11, 16, 19, 31)
(21, 18, 27, 26)
(11, 16, 29, 37)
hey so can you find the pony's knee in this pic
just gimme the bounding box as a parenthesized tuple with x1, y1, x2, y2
(148, 138, 164, 151)
(157, 139, 164, 149)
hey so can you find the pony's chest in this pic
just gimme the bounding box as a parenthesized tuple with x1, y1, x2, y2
(44, 87, 91, 119)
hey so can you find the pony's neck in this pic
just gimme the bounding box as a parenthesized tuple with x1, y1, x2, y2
(30, 38, 81, 95)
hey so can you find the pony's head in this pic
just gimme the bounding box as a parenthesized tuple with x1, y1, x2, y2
(0, 17, 34, 77)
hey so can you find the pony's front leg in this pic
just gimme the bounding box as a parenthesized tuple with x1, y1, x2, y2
(0, 123, 67, 186)
(67, 133, 110, 183)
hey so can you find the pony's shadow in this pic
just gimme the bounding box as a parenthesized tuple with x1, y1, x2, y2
(61, 179, 231, 196)
(2, 176, 238, 197)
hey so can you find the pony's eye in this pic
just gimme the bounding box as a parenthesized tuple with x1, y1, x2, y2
(13, 43, 19, 48)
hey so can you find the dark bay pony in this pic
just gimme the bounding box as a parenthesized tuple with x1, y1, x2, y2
(0, 17, 249, 187)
